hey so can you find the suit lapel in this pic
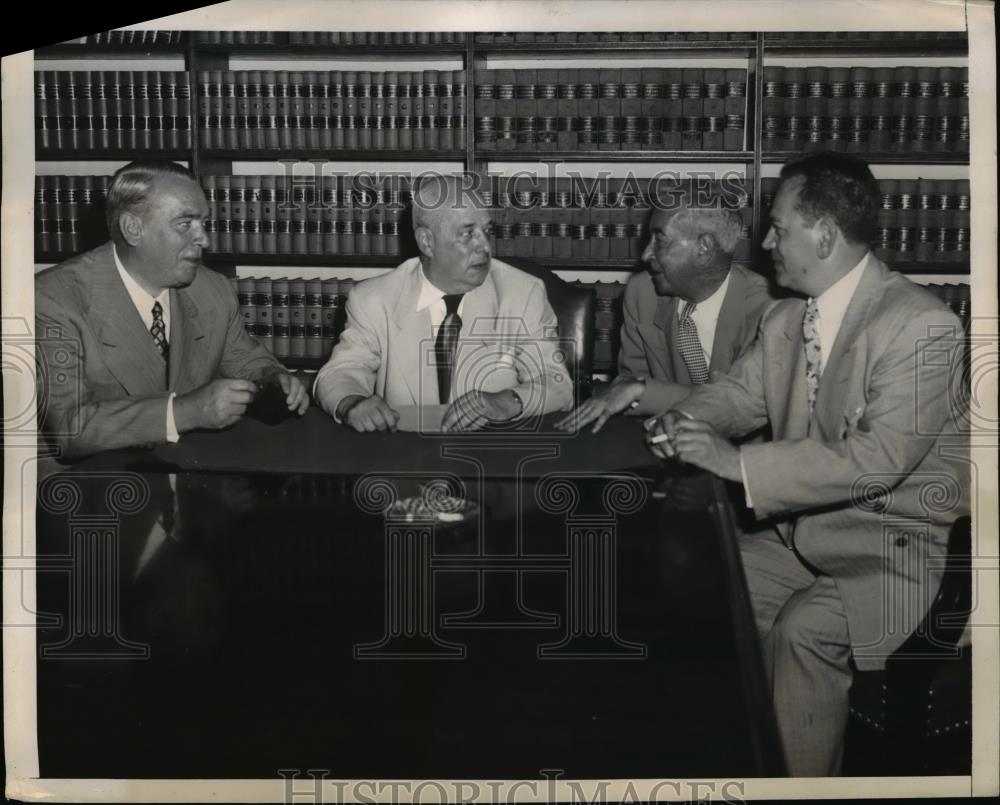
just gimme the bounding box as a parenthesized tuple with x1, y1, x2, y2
(769, 300, 811, 440)
(812, 258, 886, 432)
(655, 296, 691, 383)
(709, 267, 744, 374)
(89, 247, 168, 394)
(169, 288, 208, 390)
(391, 263, 434, 404)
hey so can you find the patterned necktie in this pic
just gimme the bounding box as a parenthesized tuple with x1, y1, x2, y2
(435, 294, 464, 404)
(802, 298, 822, 416)
(150, 300, 169, 362)
(676, 301, 710, 384)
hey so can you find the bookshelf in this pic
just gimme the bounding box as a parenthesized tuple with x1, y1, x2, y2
(34, 29, 971, 373)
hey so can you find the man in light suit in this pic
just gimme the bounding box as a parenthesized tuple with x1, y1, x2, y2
(314, 175, 572, 432)
(36, 161, 308, 459)
(647, 153, 968, 776)
(556, 203, 773, 432)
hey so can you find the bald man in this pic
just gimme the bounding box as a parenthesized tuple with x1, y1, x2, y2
(313, 175, 572, 432)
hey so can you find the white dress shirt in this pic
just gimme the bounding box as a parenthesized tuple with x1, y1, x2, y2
(416, 266, 469, 328)
(739, 252, 870, 509)
(680, 269, 731, 365)
(113, 246, 180, 442)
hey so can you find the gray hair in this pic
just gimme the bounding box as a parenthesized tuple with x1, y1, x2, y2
(666, 206, 743, 255)
(106, 160, 198, 242)
(411, 174, 483, 231)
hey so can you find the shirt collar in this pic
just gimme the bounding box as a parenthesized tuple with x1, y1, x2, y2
(812, 251, 870, 322)
(684, 269, 731, 320)
(113, 244, 169, 312)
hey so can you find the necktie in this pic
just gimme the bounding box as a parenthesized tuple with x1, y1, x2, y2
(150, 300, 169, 363)
(676, 301, 710, 384)
(803, 298, 822, 416)
(435, 294, 463, 404)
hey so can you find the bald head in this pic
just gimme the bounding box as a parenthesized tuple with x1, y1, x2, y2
(412, 174, 485, 231)
(412, 175, 493, 294)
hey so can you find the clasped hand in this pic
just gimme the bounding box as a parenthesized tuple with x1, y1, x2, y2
(644, 411, 742, 481)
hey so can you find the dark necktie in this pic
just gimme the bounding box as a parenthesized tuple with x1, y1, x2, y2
(435, 293, 463, 404)
(676, 301, 709, 384)
(802, 298, 822, 416)
(150, 300, 169, 363)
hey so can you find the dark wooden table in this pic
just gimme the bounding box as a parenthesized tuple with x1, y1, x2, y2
(35, 412, 784, 779)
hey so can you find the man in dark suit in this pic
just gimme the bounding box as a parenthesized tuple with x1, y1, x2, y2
(556, 203, 773, 432)
(35, 161, 308, 459)
(646, 153, 969, 776)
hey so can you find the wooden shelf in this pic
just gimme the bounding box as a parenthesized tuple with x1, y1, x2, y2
(199, 149, 466, 162)
(484, 150, 753, 162)
(36, 147, 192, 161)
(478, 39, 757, 54)
(195, 42, 468, 57)
(762, 151, 969, 165)
(35, 41, 188, 58)
(205, 253, 404, 267)
(761, 34, 967, 55)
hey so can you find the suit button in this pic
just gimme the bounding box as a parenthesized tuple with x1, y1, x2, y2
(895, 535, 908, 548)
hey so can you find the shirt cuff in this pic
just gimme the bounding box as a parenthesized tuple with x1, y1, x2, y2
(166, 392, 180, 443)
(739, 447, 753, 509)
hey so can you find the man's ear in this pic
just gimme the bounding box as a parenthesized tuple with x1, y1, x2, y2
(696, 232, 717, 262)
(814, 217, 837, 260)
(118, 211, 143, 247)
(414, 225, 434, 258)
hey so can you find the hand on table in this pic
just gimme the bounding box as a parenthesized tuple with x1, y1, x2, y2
(270, 370, 310, 415)
(442, 390, 520, 432)
(338, 395, 400, 432)
(174, 378, 258, 432)
(554, 378, 645, 433)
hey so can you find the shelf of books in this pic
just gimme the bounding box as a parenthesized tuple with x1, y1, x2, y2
(34, 28, 971, 375)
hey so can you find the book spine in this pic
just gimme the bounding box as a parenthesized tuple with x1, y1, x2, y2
(305, 278, 324, 360)
(271, 278, 290, 359)
(288, 278, 306, 358)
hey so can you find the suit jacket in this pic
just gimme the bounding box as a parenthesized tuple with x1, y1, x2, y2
(618, 263, 774, 413)
(35, 242, 282, 458)
(680, 256, 969, 669)
(314, 257, 573, 418)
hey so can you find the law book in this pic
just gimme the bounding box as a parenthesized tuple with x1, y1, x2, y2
(35, 70, 51, 150)
(215, 175, 232, 253)
(321, 174, 338, 254)
(271, 278, 291, 359)
(305, 279, 325, 360)
(339, 191, 355, 254)
(132, 70, 150, 151)
(237, 277, 257, 336)
(75, 70, 96, 151)
(291, 182, 309, 255)
(592, 282, 624, 371)
(235, 71, 253, 150)
(321, 278, 339, 353)
(239, 174, 261, 254)
(276, 182, 293, 254)
(230, 175, 248, 254)
(35, 177, 50, 253)
(200, 175, 218, 251)
(287, 279, 306, 358)
(254, 278, 274, 352)
(261, 71, 279, 150)
(454, 69, 467, 148)
(261, 175, 278, 255)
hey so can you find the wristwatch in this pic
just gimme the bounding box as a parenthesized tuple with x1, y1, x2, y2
(509, 389, 525, 419)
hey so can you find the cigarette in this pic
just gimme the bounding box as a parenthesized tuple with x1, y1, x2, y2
(649, 433, 670, 445)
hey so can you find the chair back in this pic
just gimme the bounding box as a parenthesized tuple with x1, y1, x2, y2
(499, 257, 596, 398)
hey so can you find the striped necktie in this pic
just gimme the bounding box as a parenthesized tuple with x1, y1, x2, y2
(676, 301, 709, 384)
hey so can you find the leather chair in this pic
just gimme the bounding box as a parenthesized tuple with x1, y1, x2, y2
(845, 515, 972, 775)
(500, 256, 596, 400)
